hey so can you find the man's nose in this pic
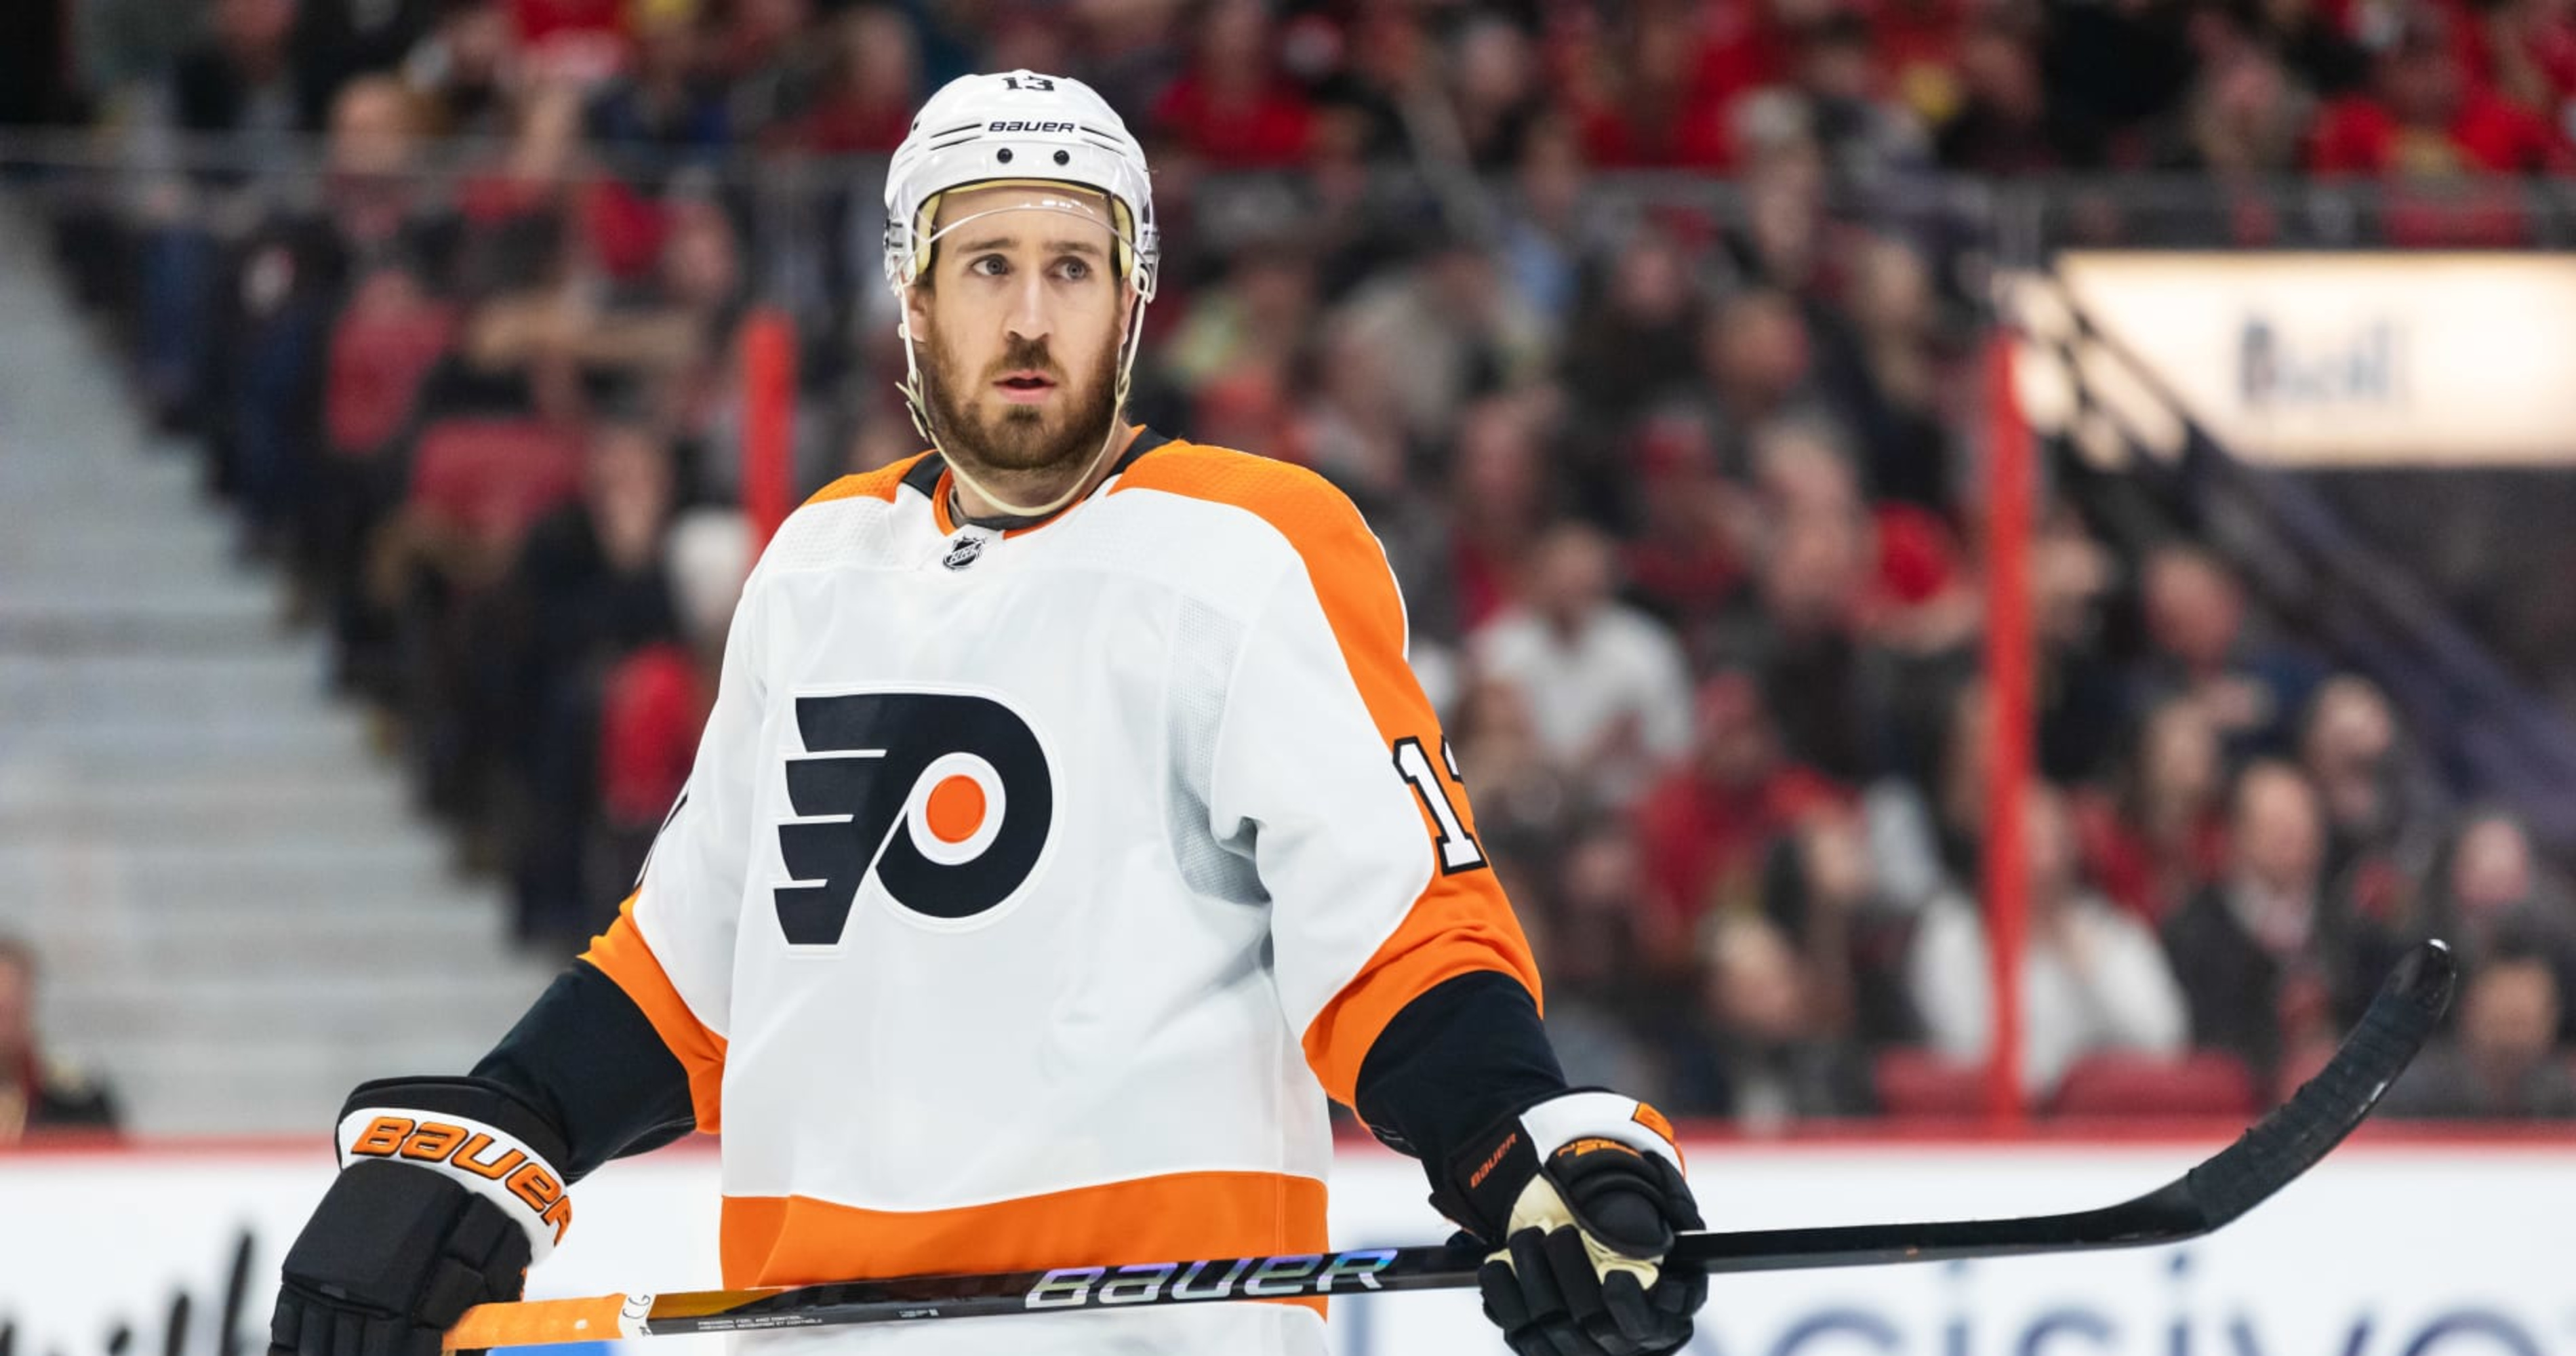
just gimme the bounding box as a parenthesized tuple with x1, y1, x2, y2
(1004, 274, 1051, 346)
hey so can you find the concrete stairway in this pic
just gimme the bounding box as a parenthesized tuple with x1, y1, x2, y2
(0, 200, 561, 1136)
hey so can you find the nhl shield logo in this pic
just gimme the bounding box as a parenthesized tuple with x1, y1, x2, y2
(942, 535, 986, 571)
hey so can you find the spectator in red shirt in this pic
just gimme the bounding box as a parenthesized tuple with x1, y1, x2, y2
(2457, 0, 2576, 125)
(598, 641, 704, 834)
(1696, 0, 1806, 108)
(1444, 395, 1554, 635)
(1634, 669, 1845, 955)
(2080, 694, 2231, 923)
(1621, 405, 1748, 647)
(2309, 9, 2573, 176)
(1150, 0, 1314, 168)
(1575, 3, 1738, 168)
(592, 507, 748, 893)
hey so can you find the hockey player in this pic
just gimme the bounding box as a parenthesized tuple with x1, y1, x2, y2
(267, 71, 1705, 1356)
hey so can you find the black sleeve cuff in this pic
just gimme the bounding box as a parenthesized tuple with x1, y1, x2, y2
(469, 959, 697, 1182)
(1352, 970, 1567, 1173)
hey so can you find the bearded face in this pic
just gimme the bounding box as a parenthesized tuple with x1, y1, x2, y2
(904, 184, 1134, 501)
(920, 321, 1121, 477)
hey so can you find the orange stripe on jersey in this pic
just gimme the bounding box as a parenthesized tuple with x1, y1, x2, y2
(801, 452, 933, 508)
(929, 466, 959, 535)
(929, 465, 1062, 540)
(1111, 442, 1542, 1106)
(580, 894, 728, 1133)
(719, 1170, 1331, 1316)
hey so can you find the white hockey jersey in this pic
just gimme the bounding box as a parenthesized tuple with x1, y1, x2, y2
(580, 429, 1540, 1353)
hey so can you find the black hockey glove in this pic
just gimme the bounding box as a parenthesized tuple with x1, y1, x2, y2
(270, 1077, 575, 1356)
(1432, 1090, 1706, 1356)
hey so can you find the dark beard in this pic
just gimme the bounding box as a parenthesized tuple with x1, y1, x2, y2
(921, 331, 1120, 492)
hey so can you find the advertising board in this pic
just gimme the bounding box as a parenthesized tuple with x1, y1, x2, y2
(3, 1137, 2564, 1356)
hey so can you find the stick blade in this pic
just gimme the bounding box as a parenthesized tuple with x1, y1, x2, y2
(2179, 938, 2456, 1228)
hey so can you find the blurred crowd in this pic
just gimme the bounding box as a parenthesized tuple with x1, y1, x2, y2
(7, 0, 2573, 184)
(0, 936, 120, 1144)
(5, 0, 2575, 1128)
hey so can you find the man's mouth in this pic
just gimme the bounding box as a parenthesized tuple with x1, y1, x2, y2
(993, 370, 1058, 404)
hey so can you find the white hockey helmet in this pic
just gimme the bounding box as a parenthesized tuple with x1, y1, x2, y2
(881, 70, 1159, 302)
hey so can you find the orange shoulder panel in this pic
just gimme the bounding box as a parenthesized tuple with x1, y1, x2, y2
(1112, 442, 1542, 1106)
(801, 452, 932, 508)
(580, 894, 728, 1133)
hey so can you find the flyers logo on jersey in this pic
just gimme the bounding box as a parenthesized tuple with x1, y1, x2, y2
(775, 692, 1054, 942)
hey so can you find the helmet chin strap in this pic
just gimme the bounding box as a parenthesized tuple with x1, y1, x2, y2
(897, 202, 1152, 522)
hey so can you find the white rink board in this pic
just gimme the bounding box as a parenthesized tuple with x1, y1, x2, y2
(2, 1138, 2569, 1356)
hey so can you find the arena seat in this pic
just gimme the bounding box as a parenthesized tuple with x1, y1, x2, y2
(324, 285, 456, 460)
(1872, 1049, 1991, 1119)
(2048, 1050, 2260, 1121)
(406, 416, 585, 555)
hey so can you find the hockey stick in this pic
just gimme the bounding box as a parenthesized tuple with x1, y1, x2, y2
(445, 939, 2454, 1350)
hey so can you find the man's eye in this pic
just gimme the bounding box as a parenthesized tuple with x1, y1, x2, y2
(1058, 258, 1091, 281)
(971, 256, 1008, 277)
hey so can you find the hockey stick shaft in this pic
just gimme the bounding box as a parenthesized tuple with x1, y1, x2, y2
(446, 940, 2453, 1350)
